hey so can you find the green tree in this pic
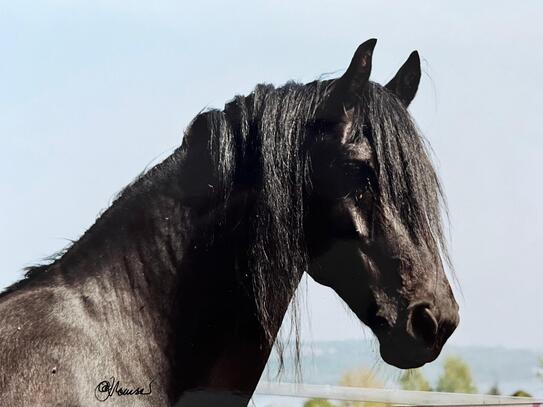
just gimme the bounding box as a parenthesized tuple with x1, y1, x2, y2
(435, 356, 477, 393)
(304, 399, 338, 407)
(511, 390, 532, 397)
(399, 369, 432, 391)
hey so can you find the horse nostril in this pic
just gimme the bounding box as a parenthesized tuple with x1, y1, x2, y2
(410, 304, 438, 346)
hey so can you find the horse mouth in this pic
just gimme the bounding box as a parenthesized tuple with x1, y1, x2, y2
(378, 338, 439, 369)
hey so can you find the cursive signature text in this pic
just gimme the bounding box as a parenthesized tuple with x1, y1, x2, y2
(94, 376, 153, 402)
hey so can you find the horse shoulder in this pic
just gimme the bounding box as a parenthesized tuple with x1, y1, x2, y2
(0, 284, 103, 405)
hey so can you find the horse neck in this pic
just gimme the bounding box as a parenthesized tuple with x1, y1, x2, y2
(57, 178, 189, 323)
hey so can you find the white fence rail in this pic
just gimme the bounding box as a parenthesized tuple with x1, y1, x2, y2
(255, 382, 542, 406)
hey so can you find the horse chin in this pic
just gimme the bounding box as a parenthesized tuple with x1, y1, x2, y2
(377, 337, 439, 369)
(380, 348, 429, 369)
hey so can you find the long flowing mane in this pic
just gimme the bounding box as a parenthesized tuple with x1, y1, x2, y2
(194, 81, 331, 370)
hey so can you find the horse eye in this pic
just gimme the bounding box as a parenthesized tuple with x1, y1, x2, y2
(353, 177, 375, 207)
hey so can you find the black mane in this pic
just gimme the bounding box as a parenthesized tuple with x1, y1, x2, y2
(192, 81, 332, 371)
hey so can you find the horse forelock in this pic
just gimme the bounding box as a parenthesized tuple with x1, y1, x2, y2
(350, 82, 450, 268)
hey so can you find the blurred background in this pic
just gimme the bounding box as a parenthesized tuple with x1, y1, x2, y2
(1, 1, 542, 403)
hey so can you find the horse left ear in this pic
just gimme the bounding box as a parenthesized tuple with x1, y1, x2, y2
(340, 38, 377, 95)
(385, 51, 421, 107)
(321, 39, 377, 119)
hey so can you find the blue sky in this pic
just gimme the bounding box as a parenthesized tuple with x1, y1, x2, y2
(1, 1, 542, 350)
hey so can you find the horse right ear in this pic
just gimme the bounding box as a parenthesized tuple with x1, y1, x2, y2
(321, 39, 377, 118)
(385, 50, 421, 107)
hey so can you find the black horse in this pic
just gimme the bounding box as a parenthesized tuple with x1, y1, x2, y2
(0, 39, 459, 406)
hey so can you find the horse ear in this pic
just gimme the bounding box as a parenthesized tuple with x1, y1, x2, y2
(324, 39, 377, 116)
(340, 38, 377, 93)
(385, 51, 421, 107)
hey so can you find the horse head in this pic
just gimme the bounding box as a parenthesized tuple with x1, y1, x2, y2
(306, 39, 459, 368)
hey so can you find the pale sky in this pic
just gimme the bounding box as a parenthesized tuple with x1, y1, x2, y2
(1, 1, 542, 350)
